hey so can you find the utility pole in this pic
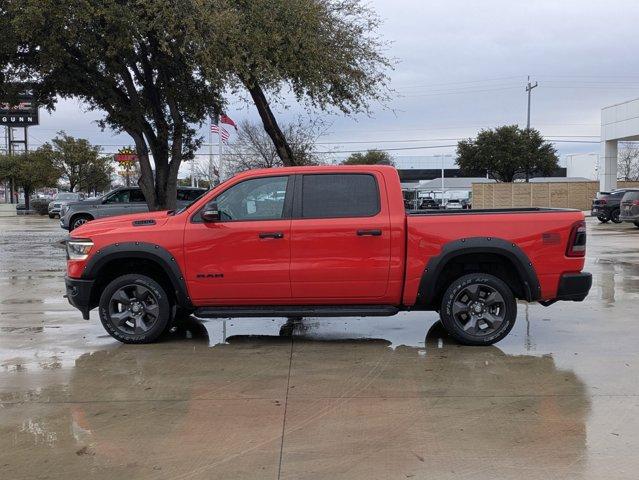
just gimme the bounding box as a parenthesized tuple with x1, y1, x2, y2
(526, 76, 538, 130)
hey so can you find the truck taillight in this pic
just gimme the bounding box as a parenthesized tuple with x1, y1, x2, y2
(633, 200, 639, 206)
(566, 221, 586, 257)
(598, 199, 607, 205)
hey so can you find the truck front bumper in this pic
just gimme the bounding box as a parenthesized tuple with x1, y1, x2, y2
(556, 272, 592, 302)
(64, 276, 94, 320)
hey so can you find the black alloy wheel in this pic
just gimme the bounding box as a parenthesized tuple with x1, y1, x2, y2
(451, 283, 506, 336)
(99, 274, 170, 343)
(108, 284, 160, 335)
(440, 273, 517, 346)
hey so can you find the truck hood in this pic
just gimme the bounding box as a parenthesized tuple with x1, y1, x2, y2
(71, 210, 172, 237)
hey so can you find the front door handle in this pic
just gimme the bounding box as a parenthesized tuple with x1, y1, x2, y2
(259, 232, 284, 239)
(357, 229, 382, 237)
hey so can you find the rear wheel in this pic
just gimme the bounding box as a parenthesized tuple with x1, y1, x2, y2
(610, 209, 622, 223)
(99, 274, 170, 344)
(597, 214, 609, 223)
(439, 273, 517, 346)
(635, 221, 639, 229)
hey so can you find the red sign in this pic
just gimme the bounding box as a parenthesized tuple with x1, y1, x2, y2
(115, 153, 137, 163)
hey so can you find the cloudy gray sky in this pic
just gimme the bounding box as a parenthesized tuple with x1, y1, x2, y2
(24, 0, 639, 173)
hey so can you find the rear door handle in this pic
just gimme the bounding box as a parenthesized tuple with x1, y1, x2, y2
(259, 232, 284, 239)
(357, 229, 382, 236)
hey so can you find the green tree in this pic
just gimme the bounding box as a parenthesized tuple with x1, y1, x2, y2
(198, 0, 391, 166)
(456, 125, 559, 182)
(2, 0, 390, 206)
(50, 132, 103, 192)
(82, 156, 114, 196)
(1, 0, 225, 210)
(0, 148, 60, 210)
(342, 150, 394, 166)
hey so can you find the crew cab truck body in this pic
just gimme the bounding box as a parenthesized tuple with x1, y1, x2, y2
(64, 165, 591, 346)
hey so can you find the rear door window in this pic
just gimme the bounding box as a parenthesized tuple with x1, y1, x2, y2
(300, 174, 380, 218)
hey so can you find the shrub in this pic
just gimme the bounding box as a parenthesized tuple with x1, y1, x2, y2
(30, 199, 50, 215)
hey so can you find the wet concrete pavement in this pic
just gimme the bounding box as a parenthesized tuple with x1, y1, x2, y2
(1, 216, 639, 479)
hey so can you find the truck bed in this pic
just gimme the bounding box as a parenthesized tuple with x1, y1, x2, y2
(408, 207, 578, 216)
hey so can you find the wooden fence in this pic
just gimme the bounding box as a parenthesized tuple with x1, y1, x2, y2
(472, 181, 639, 211)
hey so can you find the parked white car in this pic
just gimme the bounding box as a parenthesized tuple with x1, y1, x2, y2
(445, 199, 464, 210)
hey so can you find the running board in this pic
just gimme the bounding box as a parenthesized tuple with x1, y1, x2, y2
(194, 305, 400, 319)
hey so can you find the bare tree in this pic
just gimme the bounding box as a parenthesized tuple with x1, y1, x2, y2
(225, 119, 326, 175)
(194, 157, 218, 188)
(617, 143, 639, 181)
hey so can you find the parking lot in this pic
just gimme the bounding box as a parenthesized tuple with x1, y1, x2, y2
(1, 216, 638, 479)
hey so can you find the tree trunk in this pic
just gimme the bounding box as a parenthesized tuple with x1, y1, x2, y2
(23, 186, 31, 211)
(243, 79, 297, 166)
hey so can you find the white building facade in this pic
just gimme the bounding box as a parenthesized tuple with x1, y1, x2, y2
(601, 97, 639, 191)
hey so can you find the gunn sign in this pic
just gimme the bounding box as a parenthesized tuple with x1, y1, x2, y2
(0, 96, 39, 126)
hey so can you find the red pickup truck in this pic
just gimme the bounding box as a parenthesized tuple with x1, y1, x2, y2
(64, 165, 591, 346)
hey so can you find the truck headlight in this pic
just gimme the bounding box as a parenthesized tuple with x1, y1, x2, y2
(67, 239, 93, 260)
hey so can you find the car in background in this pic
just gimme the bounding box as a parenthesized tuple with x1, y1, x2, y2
(591, 189, 636, 223)
(419, 198, 439, 210)
(445, 199, 463, 210)
(60, 186, 206, 231)
(48, 192, 85, 218)
(619, 190, 639, 228)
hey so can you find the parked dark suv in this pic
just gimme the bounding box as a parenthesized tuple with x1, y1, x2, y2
(619, 190, 639, 228)
(591, 190, 635, 223)
(60, 186, 206, 231)
(419, 198, 439, 210)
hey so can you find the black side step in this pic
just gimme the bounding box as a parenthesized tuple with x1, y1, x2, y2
(194, 305, 400, 319)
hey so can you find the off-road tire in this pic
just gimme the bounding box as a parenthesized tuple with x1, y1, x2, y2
(597, 215, 609, 223)
(440, 273, 517, 346)
(99, 274, 170, 344)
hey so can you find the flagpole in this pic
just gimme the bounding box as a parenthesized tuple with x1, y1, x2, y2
(209, 117, 213, 187)
(218, 119, 224, 182)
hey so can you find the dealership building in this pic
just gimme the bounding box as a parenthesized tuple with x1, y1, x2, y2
(601, 97, 639, 191)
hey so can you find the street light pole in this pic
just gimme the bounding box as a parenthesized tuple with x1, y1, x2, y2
(526, 76, 538, 130)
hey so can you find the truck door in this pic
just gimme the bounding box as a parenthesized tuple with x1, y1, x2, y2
(290, 172, 391, 300)
(184, 175, 293, 303)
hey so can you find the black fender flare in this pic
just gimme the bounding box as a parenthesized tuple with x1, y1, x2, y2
(416, 236, 541, 306)
(81, 242, 192, 309)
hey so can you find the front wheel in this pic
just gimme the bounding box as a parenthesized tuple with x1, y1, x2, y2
(70, 214, 92, 231)
(99, 274, 171, 344)
(439, 273, 517, 346)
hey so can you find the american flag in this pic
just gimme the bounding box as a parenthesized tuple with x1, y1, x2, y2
(211, 124, 230, 144)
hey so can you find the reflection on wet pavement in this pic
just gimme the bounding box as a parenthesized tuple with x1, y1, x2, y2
(1, 216, 639, 479)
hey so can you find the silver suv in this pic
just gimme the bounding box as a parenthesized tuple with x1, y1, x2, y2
(59, 186, 206, 231)
(48, 192, 85, 218)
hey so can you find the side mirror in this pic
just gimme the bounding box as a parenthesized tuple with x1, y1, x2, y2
(201, 202, 221, 222)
